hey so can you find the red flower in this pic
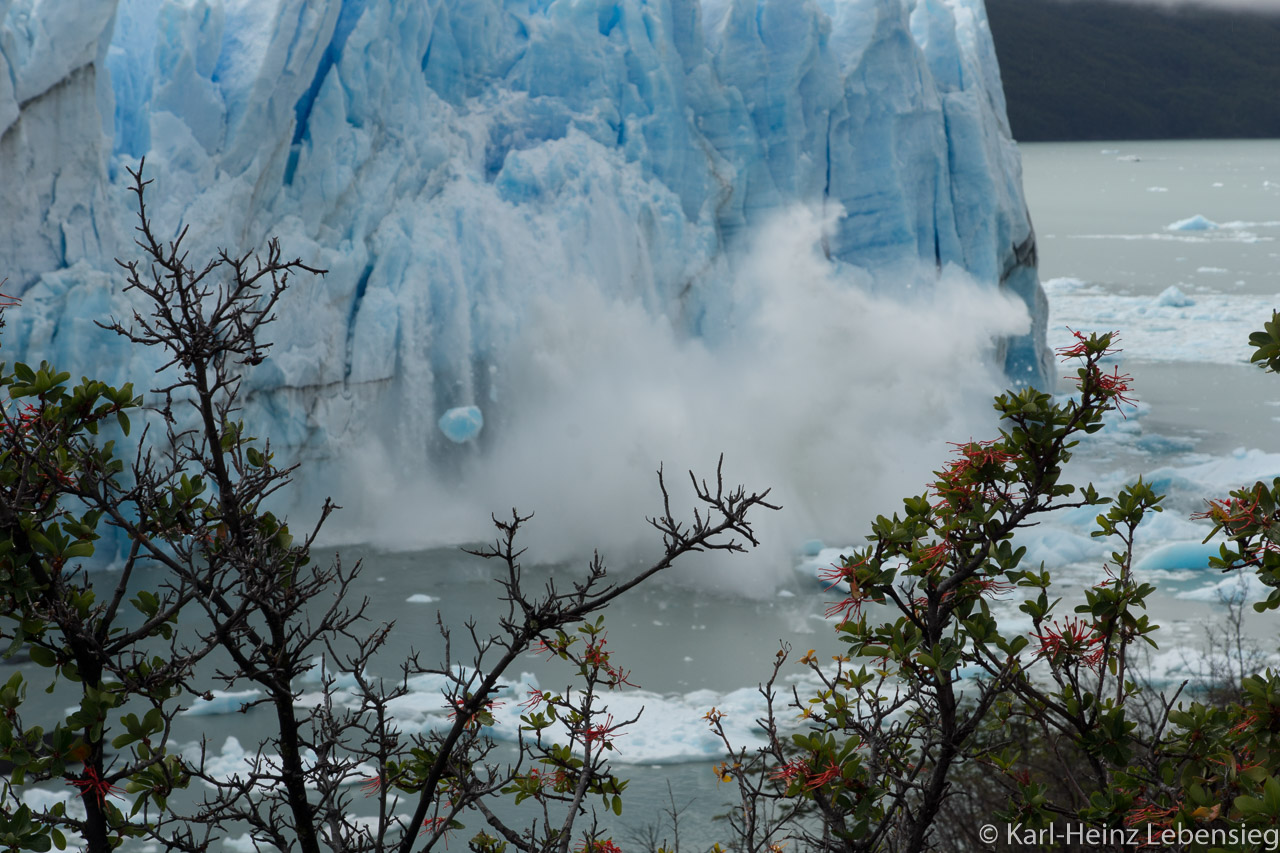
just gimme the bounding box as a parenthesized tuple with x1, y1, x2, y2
(582, 637, 639, 688)
(916, 540, 951, 573)
(803, 759, 843, 790)
(447, 697, 502, 730)
(67, 767, 122, 804)
(1055, 328, 1122, 361)
(580, 713, 624, 747)
(965, 576, 1013, 597)
(1229, 712, 1260, 735)
(1031, 618, 1106, 671)
(1192, 494, 1261, 529)
(576, 840, 623, 853)
(419, 814, 455, 842)
(1124, 800, 1178, 830)
(821, 557, 878, 623)
(944, 439, 1018, 471)
(1095, 365, 1137, 410)
(770, 758, 808, 784)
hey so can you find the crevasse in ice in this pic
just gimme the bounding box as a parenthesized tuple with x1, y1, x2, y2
(1, 0, 1049, 549)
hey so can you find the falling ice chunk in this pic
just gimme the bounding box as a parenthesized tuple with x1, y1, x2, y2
(438, 406, 484, 443)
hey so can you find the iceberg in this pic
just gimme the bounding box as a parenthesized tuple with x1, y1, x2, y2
(1166, 214, 1218, 232)
(1, 0, 1050, 562)
(1153, 284, 1194, 308)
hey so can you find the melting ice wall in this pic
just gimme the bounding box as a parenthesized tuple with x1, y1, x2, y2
(0, 0, 1049, 572)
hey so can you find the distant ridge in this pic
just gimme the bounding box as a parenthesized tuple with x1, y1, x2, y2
(986, 0, 1280, 141)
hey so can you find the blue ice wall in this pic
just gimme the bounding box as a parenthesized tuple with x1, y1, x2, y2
(0, 0, 1050, 495)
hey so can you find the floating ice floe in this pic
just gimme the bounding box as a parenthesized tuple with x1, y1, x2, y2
(290, 662, 776, 764)
(187, 736, 375, 788)
(1166, 214, 1218, 231)
(1134, 542, 1222, 573)
(183, 689, 263, 716)
(406, 593, 439, 604)
(1176, 572, 1271, 603)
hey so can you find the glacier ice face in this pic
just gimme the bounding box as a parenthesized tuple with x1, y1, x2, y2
(1, 0, 1050, 572)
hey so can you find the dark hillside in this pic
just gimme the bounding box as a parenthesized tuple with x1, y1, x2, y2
(985, 0, 1280, 141)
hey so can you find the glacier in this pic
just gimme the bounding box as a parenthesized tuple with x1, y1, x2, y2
(0, 0, 1050, 575)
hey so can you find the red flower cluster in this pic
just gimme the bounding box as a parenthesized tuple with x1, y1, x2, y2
(964, 576, 1013, 598)
(576, 839, 623, 853)
(1094, 365, 1137, 410)
(1192, 493, 1262, 529)
(582, 637, 638, 688)
(1055, 328, 1117, 360)
(67, 767, 122, 804)
(580, 713, 624, 748)
(525, 767, 569, 791)
(1057, 329, 1138, 413)
(1032, 618, 1106, 671)
(770, 757, 844, 791)
(931, 439, 1020, 514)
(1123, 799, 1178, 831)
(821, 556, 876, 623)
(419, 815, 453, 839)
(533, 636, 568, 659)
(447, 697, 502, 730)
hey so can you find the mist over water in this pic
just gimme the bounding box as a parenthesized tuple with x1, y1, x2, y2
(324, 207, 1030, 592)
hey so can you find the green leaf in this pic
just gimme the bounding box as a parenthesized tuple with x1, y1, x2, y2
(63, 542, 95, 560)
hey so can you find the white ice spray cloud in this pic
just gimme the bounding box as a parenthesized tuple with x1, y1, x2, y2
(331, 206, 1030, 594)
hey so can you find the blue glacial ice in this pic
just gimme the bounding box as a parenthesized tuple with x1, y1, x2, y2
(1166, 214, 1218, 232)
(438, 404, 484, 443)
(1, 0, 1051, 567)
